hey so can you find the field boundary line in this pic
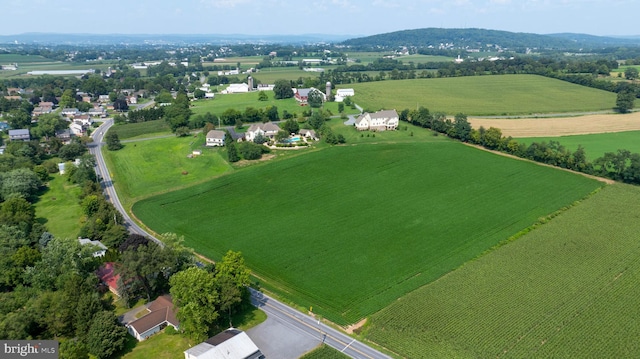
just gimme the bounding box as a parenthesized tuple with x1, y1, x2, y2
(463, 143, 615, 185)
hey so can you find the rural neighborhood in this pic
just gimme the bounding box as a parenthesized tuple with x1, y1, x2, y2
(2, 16, 640, 359)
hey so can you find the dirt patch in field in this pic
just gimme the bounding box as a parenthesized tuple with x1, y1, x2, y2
(469, 112, 640, 138)
(344, 318, 367, 334)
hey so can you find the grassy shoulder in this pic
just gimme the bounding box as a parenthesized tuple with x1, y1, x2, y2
(33, 174, 83, 239)
(299, 344, 350, 359)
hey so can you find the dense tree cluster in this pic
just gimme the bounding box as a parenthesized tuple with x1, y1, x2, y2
(170, 250, 251, 342)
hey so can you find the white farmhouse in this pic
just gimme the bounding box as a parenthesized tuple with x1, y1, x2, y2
(245, 122, 280, 142)
(205, 130, 226, 147)
(355, 109, 399, 131)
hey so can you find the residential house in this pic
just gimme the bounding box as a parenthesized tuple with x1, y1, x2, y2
(70, 120, 89, 136)
(354, 109, 399, 131)
(38, 101, 55, 108)
(32, 106, 53, 117)
(78, 237, 108, 257)
(245, 122, 280, 142)
(205, 130, 226, 147)
(96, 262, 120, 296)
(127, 295, 180, 341)
(127, 96, 137, 105)
(55, 129, 72, 144)
(61, 108, 81, 117)
(298, 129, 318, 140)
(88, 107, 107, 117)
(8, 129, 30, 141)
(82, 95, 92, 103)
(98, 95, 110, 103)
(184, 328, 264, 359)
(4, 95, 21, 101)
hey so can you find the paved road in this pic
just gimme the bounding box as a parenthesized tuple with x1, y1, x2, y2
(249, 288, 393, 359)
(89, 119, 163, 246)
(90, 120, 394, 359)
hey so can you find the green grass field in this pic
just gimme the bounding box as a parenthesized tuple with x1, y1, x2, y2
(517, 130, 640, 160)
(132, 138, 602, 324)
(0, 54, 52, 63)
(343, 74, 617, 115)
(365, 183, 640, 358)
(109, 120, 172, 140)
(190, 92, 359, 118)
(102, 133, 233, 208)
(33, 174, 83, 240)
(299, 345, 350, 359)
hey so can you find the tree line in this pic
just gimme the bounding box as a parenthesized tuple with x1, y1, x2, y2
(401, 107, 640, 185)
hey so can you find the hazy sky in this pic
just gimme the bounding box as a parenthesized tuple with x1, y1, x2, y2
(3, 0, 638, 37)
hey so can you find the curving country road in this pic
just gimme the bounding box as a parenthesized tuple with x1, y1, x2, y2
(89, 120, 394, 359)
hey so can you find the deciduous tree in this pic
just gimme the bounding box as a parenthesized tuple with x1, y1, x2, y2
(170, 267, 219, 342)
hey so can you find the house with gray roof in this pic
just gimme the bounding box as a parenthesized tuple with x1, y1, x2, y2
(184, 328, 264, 359)
(245, 122, 281, 142)
(355, 109, 399, 131)
(205, 130, 226, 147)
(8, 129, 30, 141)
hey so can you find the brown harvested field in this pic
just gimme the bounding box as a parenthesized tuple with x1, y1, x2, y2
(468, 112, 640, 138)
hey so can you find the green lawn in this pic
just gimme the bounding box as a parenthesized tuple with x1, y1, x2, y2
(119, 331, 193, 359)
(343, 74, 617, 115)
(108, 120, 172, 140)
(517, 130, 640, 160)
(299, 344, 350, 359)
(102, 133, 233, 209)
(33, 174, 83, 240)
(365, 184, 640, 358)
(132, 136, 602, 325)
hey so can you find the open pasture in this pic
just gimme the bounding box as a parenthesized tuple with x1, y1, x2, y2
(518, 130, 640, 160)
(102, 134, 233, 207)
(190, 91, 357, 118)
(34, 174, 82, 240)
(108, 120, 172, 140)
(132, 139, 602, 325)
(345, 74, 616, 115)
(365, 184, 640, 358)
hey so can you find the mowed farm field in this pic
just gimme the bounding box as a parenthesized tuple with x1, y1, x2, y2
(517, 130, 640, 161)
(345, 74, 617, 115)
(365, 183, 640, 358)
(132, 139, 602, 325)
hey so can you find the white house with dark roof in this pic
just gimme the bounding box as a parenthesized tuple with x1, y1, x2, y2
(245, 122, 280, 142)
(205, 130, 226, 147)
(184, 328, 264, 359)
(355, 109, 399, 131)
(78, 237, 108, 257)
(8, 129, 30, 141)
(127, 295, 179, 341)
